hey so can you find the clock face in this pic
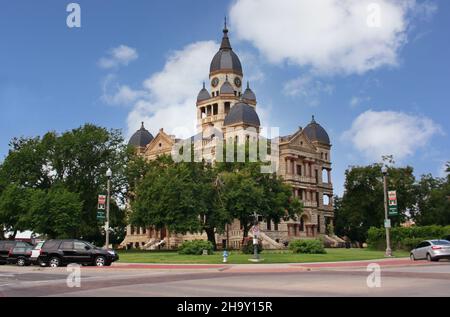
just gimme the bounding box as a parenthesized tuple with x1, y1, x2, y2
(234, 77, 242, 88)
(211, 78, 219, 88)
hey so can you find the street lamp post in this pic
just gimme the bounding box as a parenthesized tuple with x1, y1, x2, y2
(105, 168, 112, 249)
(382, 166, 392, 257)
(252, 211, 259, 261)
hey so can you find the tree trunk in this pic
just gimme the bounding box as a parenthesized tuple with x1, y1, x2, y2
(205, 227, 217, 250)
(242, 223, 250, 245)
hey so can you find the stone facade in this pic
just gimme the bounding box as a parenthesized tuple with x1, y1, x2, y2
(121, 22, 334, 250)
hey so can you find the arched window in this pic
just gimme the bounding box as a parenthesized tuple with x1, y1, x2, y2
(323, 195, 330, 206)
(322, 169, 328, 183)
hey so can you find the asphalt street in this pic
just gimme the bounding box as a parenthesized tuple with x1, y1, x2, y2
(0, 260, 449, 297)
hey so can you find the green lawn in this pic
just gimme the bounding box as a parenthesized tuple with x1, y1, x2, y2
(117, 248, 410, 264)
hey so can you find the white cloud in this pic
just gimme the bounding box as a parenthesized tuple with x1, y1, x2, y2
(98, 45, 138, 69)
(342, 110, 443, 161)
(101, 74, 147, 106)
(230, 0, 436, 75)
(126, 41, 219, 138)
(350, 96, 371, 108)
(283, 75, 334, 106)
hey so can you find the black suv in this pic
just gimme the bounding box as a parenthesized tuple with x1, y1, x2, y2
(38, 239, 119, 267)
(0, 240, 32, 265)
(7, 246, 33, 266)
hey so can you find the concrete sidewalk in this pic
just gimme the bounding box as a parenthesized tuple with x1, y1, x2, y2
(92, 257, 446, 272)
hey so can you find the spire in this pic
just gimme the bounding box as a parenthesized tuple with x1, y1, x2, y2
(220, 17, 232, 50)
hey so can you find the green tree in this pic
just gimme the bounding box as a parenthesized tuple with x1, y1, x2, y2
(219, 161, 302, 239)
(414, 169, 450, 226)
(130, 157, 209, 238)
(335, 164, 416, 242)
(0, 184, 30, 238)
(25, 186, 83, 239)
(0, 124, 129, 244)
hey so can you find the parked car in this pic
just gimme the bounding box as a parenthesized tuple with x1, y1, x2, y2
(7, 246, 33, 266)
(31, 241, 45, 265)
(0, 240, 32, 265)
(410, 240, 450, 262)
(37, 239, 119, 267)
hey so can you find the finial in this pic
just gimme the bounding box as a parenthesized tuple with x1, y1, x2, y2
(247, 81, 250, 89)
(311, 115, 316, 123)
(141, 121, 145, 129)
(202, 81, 205, 89)
(220, 17, 232, 50)
(226, 74, 229, 81)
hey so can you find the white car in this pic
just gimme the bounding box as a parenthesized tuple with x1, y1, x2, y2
(410, 240, 450, 261)
(31, 241, 45, 265)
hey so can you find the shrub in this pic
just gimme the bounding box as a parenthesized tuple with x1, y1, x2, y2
(178, 240, 214, 255)
(289, 239, 327, 254)
(241, 238, 263, 254)
(367, 225, 450, 251)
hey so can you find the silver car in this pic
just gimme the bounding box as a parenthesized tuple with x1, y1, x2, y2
(410, 240, 450, 261)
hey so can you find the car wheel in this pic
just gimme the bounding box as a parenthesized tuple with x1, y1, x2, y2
(17, 258, 26, 267)
(410, 253, 416, 261)
(49, 257, 61, 268)
(94, 256, 106, 267)
(426, 253, 437, 262)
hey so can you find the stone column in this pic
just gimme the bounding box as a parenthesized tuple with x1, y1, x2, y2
(293, 159, 297, 175)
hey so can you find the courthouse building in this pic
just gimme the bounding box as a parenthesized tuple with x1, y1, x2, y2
(121, 22, 334, 250)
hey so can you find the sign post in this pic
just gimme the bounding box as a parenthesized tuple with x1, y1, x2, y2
(97, 195, 106, 221)
(388, 191, 398, 217)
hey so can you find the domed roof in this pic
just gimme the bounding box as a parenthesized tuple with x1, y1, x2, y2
(303, 116, 330, 145)
(197, 82, 211, 102)
(128, 122, 154, 148)
(220, 76, 234, 95)
(242, 82, 256, 102)
(224, 102, 260, 127)
(210, 22, 243, 75)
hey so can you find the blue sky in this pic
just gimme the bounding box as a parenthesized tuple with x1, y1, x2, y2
(1, 0, 449, 195)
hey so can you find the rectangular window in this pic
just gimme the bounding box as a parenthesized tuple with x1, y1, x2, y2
(74, 242, 87, 251)
(60, 241, 73, 250)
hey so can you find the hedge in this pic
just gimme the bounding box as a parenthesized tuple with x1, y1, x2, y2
(367, 225, 450, 251)
(289, 239, 327, 254)
(178, 240, 214, 255)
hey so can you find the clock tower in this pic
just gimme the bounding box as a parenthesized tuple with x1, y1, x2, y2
(196, 19, 256, 133)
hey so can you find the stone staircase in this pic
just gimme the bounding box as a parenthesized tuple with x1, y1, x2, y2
(249, 231, 285, 250)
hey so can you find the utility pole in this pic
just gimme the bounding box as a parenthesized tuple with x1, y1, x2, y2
(252, 211, 260, 261)
(105, 168, 112, 249)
